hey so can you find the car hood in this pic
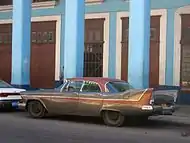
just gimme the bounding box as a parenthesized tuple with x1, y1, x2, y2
(0, 88, 26, 93)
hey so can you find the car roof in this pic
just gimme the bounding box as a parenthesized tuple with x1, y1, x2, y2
(66, 77, 125, 85)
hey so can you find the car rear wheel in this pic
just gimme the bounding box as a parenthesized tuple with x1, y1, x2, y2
(102, 110, 125, 127)
(27, 101, 46, 118)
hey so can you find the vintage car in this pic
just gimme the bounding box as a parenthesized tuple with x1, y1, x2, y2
(19, 77, 176, 127)
(0, 79, 26, 109)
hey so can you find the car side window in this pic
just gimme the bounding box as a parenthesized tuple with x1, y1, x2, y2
(81, 81, 101, 92)
(62, 81, 83, 92)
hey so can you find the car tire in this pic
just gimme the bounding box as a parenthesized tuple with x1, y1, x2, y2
(27, 101, 46, 118)
(102, 110, 125, 127)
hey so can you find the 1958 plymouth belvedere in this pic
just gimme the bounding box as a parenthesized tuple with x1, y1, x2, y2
(19, 77, 176, 127)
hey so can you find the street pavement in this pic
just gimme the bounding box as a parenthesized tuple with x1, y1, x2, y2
(150, 114, 190, 125)
(152, 105, 190, 125)
(0, 111, 190, 143)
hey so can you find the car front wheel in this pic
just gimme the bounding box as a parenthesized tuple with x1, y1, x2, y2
(102, 110, 125, 127)
(27, 101, 46, 118)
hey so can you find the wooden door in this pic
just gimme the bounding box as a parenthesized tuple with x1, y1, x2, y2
(0, 24, 12, 83)
(30, 21, 56, 88)
(149, 16, 160, 88)
(121, 16, 160, 88)
(180, 14, 190, 88)
(0, 0, 12, 5)
(121, 18, 129, 81)
(84, 19, 104, 77)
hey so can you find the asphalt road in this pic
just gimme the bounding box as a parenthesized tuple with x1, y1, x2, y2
(0, 111, 190, 143)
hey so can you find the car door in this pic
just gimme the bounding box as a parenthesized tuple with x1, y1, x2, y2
(51, 80, 83, 114)
(78, 81, 103, 116)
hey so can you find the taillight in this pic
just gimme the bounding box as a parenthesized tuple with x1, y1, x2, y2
(0, 93, 20, 97)
(0, 93, 8, 97)
(149, 89, 155, 105)
(149, 99, 154, 105)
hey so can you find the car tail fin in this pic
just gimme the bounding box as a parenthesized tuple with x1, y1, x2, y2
(139, 88, 154, 104)
(122, 88, 153, 103)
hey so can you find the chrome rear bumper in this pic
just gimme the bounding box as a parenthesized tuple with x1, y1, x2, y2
(17, 103, 26, 110)
(141, 105, 174, 115)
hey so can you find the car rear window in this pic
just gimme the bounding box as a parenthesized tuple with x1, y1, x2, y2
(82, 81, 101, 92)
(106, 81, 133, 93)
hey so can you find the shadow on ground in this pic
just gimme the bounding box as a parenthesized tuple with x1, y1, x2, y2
(1, 109, 190, 130)
(30, 114, 190, 129)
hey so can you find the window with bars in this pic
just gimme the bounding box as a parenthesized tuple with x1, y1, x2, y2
(84, 19, 104, 77)
(0, 0, 56, 6)
(84, 42, 103, 77)
(0, 31, 55, 44)
(32, 31, 55, 44)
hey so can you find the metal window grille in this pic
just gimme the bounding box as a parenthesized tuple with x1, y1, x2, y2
(84, 42, 103, 77)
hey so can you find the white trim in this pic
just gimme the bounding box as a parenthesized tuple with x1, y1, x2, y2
(116, 9, 167, 85)
(0, 15, 61, 81)
(85, 13, 110, 77)
(174, 5, 190, 86)
(0, 0, 104, 12)
(85, 0, 104, 5)
(0, 1, 56, 12)
(32, 1, 57, 9)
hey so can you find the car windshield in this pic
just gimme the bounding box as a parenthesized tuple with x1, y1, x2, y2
(0, 80, 13, 88)
(106, 81, 134, 93)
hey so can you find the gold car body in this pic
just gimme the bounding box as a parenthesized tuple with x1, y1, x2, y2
(21, 88, 164, 117)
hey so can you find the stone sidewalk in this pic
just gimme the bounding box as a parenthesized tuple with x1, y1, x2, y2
(150, 105, 190, 126)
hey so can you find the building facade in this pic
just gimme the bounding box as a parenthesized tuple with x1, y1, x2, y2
(0, 0, 190, 103)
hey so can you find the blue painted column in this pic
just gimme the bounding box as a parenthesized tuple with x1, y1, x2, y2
(128, 0, 151, 89)
(165, 9, 175, 85)
(11, 0, 31, 87)
(108, 12, 117, 78)
(64, 0, 85, 78)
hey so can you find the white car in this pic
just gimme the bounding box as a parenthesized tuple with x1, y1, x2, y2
(0, 80, 26, 109)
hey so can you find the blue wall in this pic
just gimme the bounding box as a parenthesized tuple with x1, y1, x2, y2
(85, 0, 190, 85)
(165, 8, 175, 85)
(1, 0, 190, 85)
